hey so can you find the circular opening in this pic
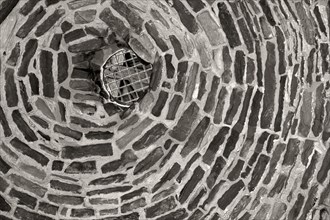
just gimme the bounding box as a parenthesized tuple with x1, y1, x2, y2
(99, 48, 153, 108)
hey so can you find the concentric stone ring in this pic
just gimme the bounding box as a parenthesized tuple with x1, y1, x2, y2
(0, 0, 329, 219)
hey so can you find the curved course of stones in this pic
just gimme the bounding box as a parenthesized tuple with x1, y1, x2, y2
(0, 0, 330, 219)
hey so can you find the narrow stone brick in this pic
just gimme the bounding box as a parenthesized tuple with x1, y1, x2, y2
(197, 11, 224, 46)
(230, 195, 251, 220)
(181, 117, 210, 158)
(206, 156, 226, 188)
(85, 131, 113, 140)
(19, 0, 40, 16)
(68, 38, 106, 53)
(74, 9, 96, 24)
(295, 2, 315, 45)
(261, 42, 276, 129)
(58, 52, 69, 83)
(12, 110, 38, 142)
(0, 156, 10, 174)
(165, 54, 175, 79)
(67, 0, 97, 10)
(218, 180, 245, 210)
(14, 208, 54, 220)
(169, 35, 184, 60)
(89, 174, 126, 186)
(71, 208, 94, 218)
(214, 87, 228, 124)
(188, 188, 207, 211)
(54, 124, 82, 140)
(134, 147, 164, 175)
(35, 9, 65, 37)
(222, 127, 240, 159)
(16, 6, 46, 38)
(0, 0, 19, 24)
(39, 50, 55, 98)
(274, 76, 287, 131)
(121, 187, 147, 202)
(317, 146, 330, 184)
(49, 34, 62, 53)
(145, 21, 168, 52)
(282, 138, 300, 166)
(9, 188, 37, 209)
(172, 0, 199, 34)
(248, 154, 270, 191)
(234, 50, 245, 85)
(64, 28, 86, 43)
(19, 81, 32, 113)
(198, 71, 207, 100)
(132, 124, 167, 151)
(121, 198, 146, 213)
(152, 163, 180, 193)
(48, 194, 84, 205)
(246, 57, 255, 84)
(218, 2, 241, 48)
(312, 84, 325, 136)
(62, 143, 112, 159)
(5, 68, 18, 107)
(146, 196, 177, 218)
(227, 159, 245, 181)
(152, 90, 168, 117)
(174, 61, 188, 93)
(28, 73, 39, 96)
(8, 173, 47, 197)
(170, 102, 199, 141)
(38, 202, 58, 215)
(50, 179, 81, 193)
(65, 161, 96, 174)
(224, 87, 244, 125)
(6, 42, 20, 66)
(19, 39, 38, 77)
(0, 107, 12, 137)
(237, 18, 254, 53)
(87, 186, 133, 196)
(0, 176, 9, 192)
(204, 76, 220, 113)
(187, 0, 205, 12)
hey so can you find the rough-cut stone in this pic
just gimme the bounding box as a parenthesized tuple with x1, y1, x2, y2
(50, 179, 81, 193)
(170, 102, 199, 141)
(39, 50, 55, 98)
(0, 156, 10, 174)
(74, 9, 96, 24)
(206, 156, 226, 188)
(145, 196, 177, 218)
(145, 21, 168, 52)
(85, 131, 113, 140)
(218, 180, 245, 210)
(282, 138, 300, 166)
(62, 143, 112, 159)
(301, 151, 319, 189)
(298, 91, 313, 137)
(38, 202, 58, 215)
(197, 11, 224, 46)
(214, 87, 228, 124)
(155, 208, 188, 220)
(132, 124, 167, 151)
(102, 150, 138, 173)
(174, 61, 188, 93)
(259, 16, 273, 39)
(89, 174, 126, 186)
(172, 0, 199, 34)
(5, 68, 18, 107)
(153, 163, 181, 192)
(121, 187, 147, 202)
(68, 38, 106, 53)
(18, 39, 38, 77)
(9, 188, 37, 209)
(6, 42, 20, 66)
(16, 6, 46, 38)
(218, 2, 241, 48)
(152, 91, 168, 117)
(224, 87, 244, 125)
(121, 198, 146, 213)
(48, 194, 84, 205)
(166, 95, 183, 120)
(179, 166, 205, 204)
(12, 110, 38, 142)
(295, 2, 315, 45)
(35, 9, 65, 37)
(8, 173, 47, 197)
(187, 0, 205, 12)
(169, 35, 184, 60)
(203, 127, 229, 165)
(64, 29, 86, 43)
(230, 195, 251, 220)
(234, 50, 245, 84)
(165, 54, 175, 79)
(134, 147, 164, 175)
(65, 161, 96, 174)
(67, 0, 97, 10)
(14, 207, 53, 220)
(58, 52, 69, 83)
(181, 117, 210, 157)
(87, 186, 133, 196)
(317, 146, 330, 184)
(204, 76, 220, 113)
(54, 124, 82, 140)
(237, 18, 254, 53)
(28, 73, 39, 96)
(248, 154, 270, 191)
(19, 0, 40, 16)
(99, 7, 129, 39)
(71, 208, 94, 218)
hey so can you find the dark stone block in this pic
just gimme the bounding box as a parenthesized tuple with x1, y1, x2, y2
(181, 117, 210, 158)
(0, 195, 11, 212)
(248, 154, 270, 191)
(170, 102, 199, 141)
(65, 161, 96, 174)
(317, 146, 330, 184)
(155, 208, 188, 220)
(9, 188, 36, 209)
(0, 156, 11, 174)
(301, 152, 319, 189)
(274, 76, 287, 131)
(298, 185, 318, 220)
(35, 9, 65, 37)
(10, 137, 49, 166)
(121, 187, 147, 202)
(0, 0, 19, 25)
(177, 153, 200, 183)
(62, 143, 112, 159)
(50, 179, 82, 193)
(58, 52, 69, 83)
(111, 0, 143, 34)
(61, 20, 72, 33)
(145, 21, 168, 52)
(198, 71, 207, 100)
(19, 0, 40, 16)
(268, 174, 288, 197)
(276, 26, 286, 75)
(236, 86, 254, 126)
(102, 150, 137, 173)
(204, 76, 220, 113)
(134, 147, 164, 175)
(320, 43, 329, 73)
(282, 138, 300, 166)
(174, 61, 188, 93)
(221, 46, 232, 83)
(45, 0, 61, 6)
(68, 38, 106, 53)
(160, 144, 179, 168)
(152, 163, 180, 193)
(214, 86, 228, 124)
(301, 140, 314, 166)
(152, 90, 169, 117)
(230, 195, 251, 220)
(246, 57, 255, 84)
(146, 196, 177, 218)
(132, 124, 167, 151)
(52, 160, 64, 171)
(39, 50, 55, 98)
(206, 156, 226, 188)
(312, 84, 325, 136)
(263, 143, 286, 185)
(306, 48, 316, 85)
(288, 194, 304, 220)
(121, 198, 146, 213)
(259, 0, 276, 26)
(259, 16, 273, 39)
(0, 106, 12, 137)
(28, 73, 39, 95)
(234, 50, 245, 85)
(149, 55, 163, 91)
(19, 81, 32, 112)
(38, 202, 58, 215)
(5, 68, 18, 107)
(188, 187, 206, 211)
(169, 35, 184, 60)
(255, 41, 263, 86)
(64, 28, 86, 43)
(166, 94, 183, 120)
(48, 194, 84, 205)
(16, 6, 46, 38)
(237, 18, 254, 53)
(218, 2, 241, 48)
(224, 87, 243, 125)
(150, 8, 169, 29)
(54, 124, 82, 140)
(87, 185, 133, 196)
(201, 180, 225, 208)
(218, 180, 245, 210)
(227, 159, 244, 181)
(85, 131, 113, 140)
(187, 0, 205, 12)
(71, 208, 94, 218)
(203, 126, 230, 165)
(172, 0, 199, 34)
(0, 176, 9, 192)
(165, 54, 175, 79)
(30, 115, 48, 129)
(6, 42, 20, 66)
(89, 174, 126, 186)
(12, 110, 38, 142)
(261, 42, 276, 129)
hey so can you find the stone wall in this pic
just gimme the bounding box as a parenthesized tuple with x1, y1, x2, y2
(0, 0, 329, 219)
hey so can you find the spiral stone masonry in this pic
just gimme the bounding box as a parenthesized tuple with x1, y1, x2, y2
(0, 0, 329, 219)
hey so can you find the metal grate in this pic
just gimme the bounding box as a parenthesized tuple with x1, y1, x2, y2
(100, 49, 152, 107)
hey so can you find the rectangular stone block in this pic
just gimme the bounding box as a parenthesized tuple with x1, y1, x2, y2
(8, 174, 47, 197)
(62, 143, 113, 159)
(16, 6, 46, 38)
